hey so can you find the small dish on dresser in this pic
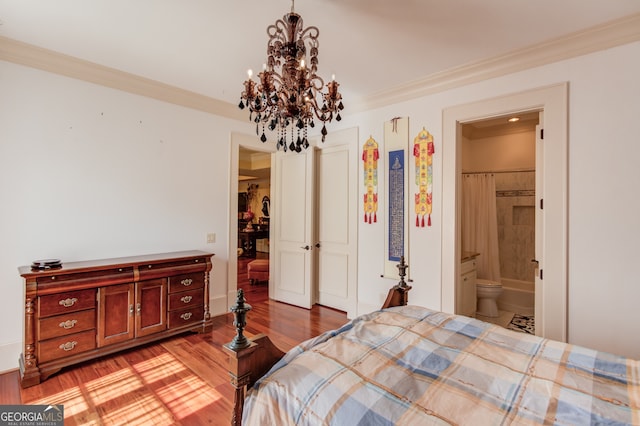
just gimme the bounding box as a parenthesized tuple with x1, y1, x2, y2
(30, 259, 62, 270)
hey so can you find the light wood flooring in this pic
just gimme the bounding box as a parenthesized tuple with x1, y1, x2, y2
(0, 263, 347, 425)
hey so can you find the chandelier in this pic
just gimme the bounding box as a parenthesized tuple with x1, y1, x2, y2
(239, 0, 344, 152)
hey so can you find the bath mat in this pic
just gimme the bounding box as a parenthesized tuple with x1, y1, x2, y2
(507, 314, 535, 335)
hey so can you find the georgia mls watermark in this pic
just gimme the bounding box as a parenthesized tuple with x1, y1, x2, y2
(0, 405, 63, 426)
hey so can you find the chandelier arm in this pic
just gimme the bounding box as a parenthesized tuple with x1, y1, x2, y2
(266, 20, 290, 45)
(306, 75, 325, 91)
(312, 108, 333, 122)
(298, 26, 319, 41)
(267, 19, 289, 37)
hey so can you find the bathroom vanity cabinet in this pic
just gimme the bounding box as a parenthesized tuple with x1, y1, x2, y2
(18, 250, 214, 388)
(458, 253, 479, 317)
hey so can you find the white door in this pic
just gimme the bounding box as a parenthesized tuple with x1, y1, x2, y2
(272, 149, 315, 308)
(316, 133, 358, 317)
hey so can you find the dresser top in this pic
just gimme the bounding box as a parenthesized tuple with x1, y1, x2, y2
(19, 250, 214, 278)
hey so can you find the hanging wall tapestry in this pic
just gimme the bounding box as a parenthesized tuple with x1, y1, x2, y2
(384, 117, 409, 278)
(413, 127, 435, 227)
(362, 136, 379, 224)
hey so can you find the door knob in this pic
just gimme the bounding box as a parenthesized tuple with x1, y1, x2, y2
(315, 243, 321, 248)
(301, 245, 310, 250)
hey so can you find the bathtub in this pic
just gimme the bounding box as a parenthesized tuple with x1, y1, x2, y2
(497, 278, 534, 316)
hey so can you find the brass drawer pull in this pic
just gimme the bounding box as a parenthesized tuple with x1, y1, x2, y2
(180, 312, 193, 321)
(180, 278, 193, 287)
(59, 319, 78, 330)
(59, 341, 78, 351)
(180, 295, 193, 304)
(59, 297, 78, 308)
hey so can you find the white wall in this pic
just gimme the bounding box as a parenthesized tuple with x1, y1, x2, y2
(462, 131, 536, 172)
(0, 60, 253, 372)
(346, 40, 640, 358)
(1, 39, 639, 375)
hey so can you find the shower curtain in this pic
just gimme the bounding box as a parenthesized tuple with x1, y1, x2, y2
(462, 174, 501, 282)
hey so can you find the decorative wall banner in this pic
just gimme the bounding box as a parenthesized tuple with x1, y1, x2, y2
(388, 149, 405, 260)
(362, 136, 379, 224)
(413, 127, 435, 227)
(383, 117, 409, 279)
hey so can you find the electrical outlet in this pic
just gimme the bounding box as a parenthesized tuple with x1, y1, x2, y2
(207, 233, 216, 243)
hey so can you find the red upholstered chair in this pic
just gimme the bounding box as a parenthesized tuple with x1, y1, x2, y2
(247, 259, 269, 285)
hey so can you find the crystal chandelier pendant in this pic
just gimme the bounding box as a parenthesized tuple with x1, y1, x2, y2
(238, 0, 344, 152)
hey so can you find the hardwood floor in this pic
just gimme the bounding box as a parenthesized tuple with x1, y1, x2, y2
(237, 252, 268, 304)
(0, 297, 347, 425)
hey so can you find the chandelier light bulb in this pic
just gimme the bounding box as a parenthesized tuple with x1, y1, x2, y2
(247, 69, 253, 79)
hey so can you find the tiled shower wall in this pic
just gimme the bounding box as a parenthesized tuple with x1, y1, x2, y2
(494, 171, 536, 282)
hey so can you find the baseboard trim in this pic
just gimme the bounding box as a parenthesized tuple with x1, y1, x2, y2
(0, 340, 21, 375)
(210, 295, 230, 318)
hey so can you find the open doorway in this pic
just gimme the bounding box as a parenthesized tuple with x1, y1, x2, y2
(459, 112, 539, 333)
(442, 83, 568, 342)
(236, 146, 272, 304)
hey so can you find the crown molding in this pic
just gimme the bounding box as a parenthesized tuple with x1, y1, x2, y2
(0, 35, 245, 121)
(353, 12, 640, 112)
(2, 12, 639, 118)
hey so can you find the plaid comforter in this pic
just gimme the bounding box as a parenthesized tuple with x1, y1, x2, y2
(243, 306, 640, 425)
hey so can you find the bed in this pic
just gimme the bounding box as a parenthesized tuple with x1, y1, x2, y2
(224, 276, 639, 425)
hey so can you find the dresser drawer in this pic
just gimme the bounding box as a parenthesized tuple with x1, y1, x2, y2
(35, 267, 134, 288)
(168, 307, 204, 329)
(168, 273, 204, 294)
(38, 330, 96, 363)
(38, 309, 96, 340)
(461, 259, 477, 275)
(39, 289, 96, 317)
(168, 289, 204, 311)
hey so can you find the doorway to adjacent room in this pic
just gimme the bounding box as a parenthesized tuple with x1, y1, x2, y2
(442, 83, 568, 342)
(236, 146, 272, 304)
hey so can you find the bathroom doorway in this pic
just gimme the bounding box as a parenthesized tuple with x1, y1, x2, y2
(442, 83, 568, 342)
(460, 112, 539, 329)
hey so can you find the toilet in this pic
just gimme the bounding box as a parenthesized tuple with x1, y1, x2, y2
(476, 279, 503, 317)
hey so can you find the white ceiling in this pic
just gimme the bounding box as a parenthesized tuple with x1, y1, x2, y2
(1, 0, 640, 111)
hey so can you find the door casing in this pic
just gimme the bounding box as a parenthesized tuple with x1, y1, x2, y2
(442, 83, 568, 342)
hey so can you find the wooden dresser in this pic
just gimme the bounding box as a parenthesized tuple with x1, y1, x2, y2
(18, 250, 214, 388)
